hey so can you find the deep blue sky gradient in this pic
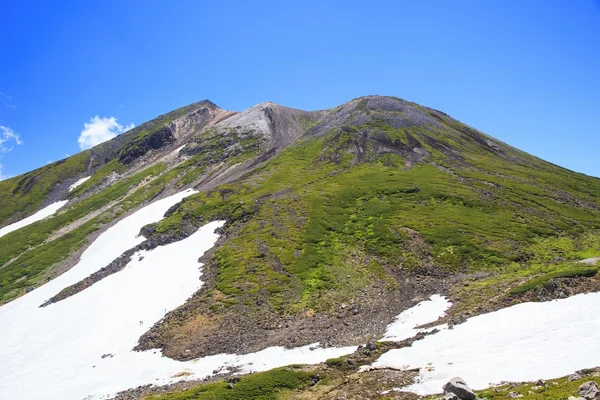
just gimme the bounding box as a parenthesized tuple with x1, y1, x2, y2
(1, 0, 599, 177)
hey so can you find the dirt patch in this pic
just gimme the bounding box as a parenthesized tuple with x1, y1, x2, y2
(135, 247, 449, 360)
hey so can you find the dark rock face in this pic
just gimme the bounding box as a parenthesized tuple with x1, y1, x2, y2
(118, 126, 176, 164)
(579, 381, 600, 399)
(442, 377, 476, 400)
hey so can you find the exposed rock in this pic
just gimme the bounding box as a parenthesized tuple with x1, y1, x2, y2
(535, 378, 546, 386)
(508, 392, 523, 398)
(442, 377, 476, 400)
(579, 381, 600, 399)
(570, 373, 583, 381)
(440, 393, 459, 400)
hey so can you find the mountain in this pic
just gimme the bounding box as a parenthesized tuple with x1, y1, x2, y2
(1, 96, 599, 399)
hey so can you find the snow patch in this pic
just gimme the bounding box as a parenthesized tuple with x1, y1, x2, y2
(373, 292, 600, 395)
(0, 200, 68, 239)
(0, 189, 356, 400)
(69, 176, 91, 191)
(381, 294, 450, 342)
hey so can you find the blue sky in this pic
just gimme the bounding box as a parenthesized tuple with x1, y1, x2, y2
(1, 0, 599, 179)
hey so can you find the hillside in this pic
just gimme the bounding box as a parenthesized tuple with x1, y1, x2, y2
(1, 95, 599, 399)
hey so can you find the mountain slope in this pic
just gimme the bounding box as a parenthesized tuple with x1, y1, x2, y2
(126, 96, 600, 359)
(1, 95, 599, 364)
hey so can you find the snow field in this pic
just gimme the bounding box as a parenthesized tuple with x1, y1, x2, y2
(374, 292, 600, 395)
(0, 200, 68, 239)
(69, 176, 91, 191)
(0, 189, 355, 399)
(6, 187, 596, 398)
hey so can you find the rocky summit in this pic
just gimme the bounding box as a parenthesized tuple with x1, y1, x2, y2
(1, 95, 600, 399)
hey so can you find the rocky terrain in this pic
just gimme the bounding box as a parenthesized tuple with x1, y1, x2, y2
(1, 95, 599, 399)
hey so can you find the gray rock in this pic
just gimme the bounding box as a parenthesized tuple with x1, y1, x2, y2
(569, 373, 583, 381)
(508, 392, 523, 398)
(535, 379, 546, 386)
(442, 377, 476, 400)
(568, 396, 586, 400)
(579, 381, 600, 399)
(441, 393, 459, 400)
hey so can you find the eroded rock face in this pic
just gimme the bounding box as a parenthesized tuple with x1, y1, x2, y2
(442, 377, 476, 400)
(579, 381, 600, 399)
(119, 126, 176, 164)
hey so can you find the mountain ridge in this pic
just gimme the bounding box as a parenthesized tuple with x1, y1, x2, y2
(1, 95, 599, 362)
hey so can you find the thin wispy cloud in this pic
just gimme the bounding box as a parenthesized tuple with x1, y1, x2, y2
(0, 126, 23, 153)
(77, 116, 134, 150)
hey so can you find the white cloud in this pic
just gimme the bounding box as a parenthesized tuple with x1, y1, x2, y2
(77, 116, 134, 150)
(0, 126, 23, 153)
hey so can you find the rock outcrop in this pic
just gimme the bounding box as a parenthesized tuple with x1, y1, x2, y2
(441, 377, 477, 400)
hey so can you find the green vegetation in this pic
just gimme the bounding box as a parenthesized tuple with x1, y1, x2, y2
(154, 119, 600, 316)
(144, 367, 318, 400)
(0, 152, 90, 225)
(0, 219, 100, 302)
(69, 159, 124, 196)
(509, 264, 599, 295)
(325, 357, 345, 368)
(0, 162, 167, 303)
(473, 374, 600, 400)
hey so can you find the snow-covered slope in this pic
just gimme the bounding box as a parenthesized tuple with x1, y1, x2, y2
(374, 292, 600, 395)
(0, 200, 68, 239)
(0, 190, 356, 399)
(69, 176, 91, 191)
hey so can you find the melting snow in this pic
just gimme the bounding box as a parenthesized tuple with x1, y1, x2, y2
(69, 176, 91, 191)
(8, 190, 590, 398)
(381, 295, 450, 342)
(0, 200, 68, 239)
(0, 189, 355, 399)
(374, 292, 600, 395)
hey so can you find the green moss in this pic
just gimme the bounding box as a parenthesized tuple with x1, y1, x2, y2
(152, 122, 600, 316)
(144, 367, 318, 400)
(325, 357, 345, 367)
(70, 159, 124, 196)
(473, 374, 600, 400)
(509, 264, 599, 295)
(0, 218, 100, 302)
(0, 163, 167, 303)
(0, 152, 90, 225)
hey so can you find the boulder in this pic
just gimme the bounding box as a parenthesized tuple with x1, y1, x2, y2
(442, 377, 476, 400)
(508, 392, 523, 398)
(579, 381, 600, 399)
(441, 393, 459, 400)
(569, 373, 583, 382)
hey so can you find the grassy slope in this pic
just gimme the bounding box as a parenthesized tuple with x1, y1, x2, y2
(144, 367, 319, 400)
(0, 100, 226, 303)
(473, 374, 600, 400)
(0, 162, 168, 302)
(0, 152, 90, 225)
(155, 117, 600, 318)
